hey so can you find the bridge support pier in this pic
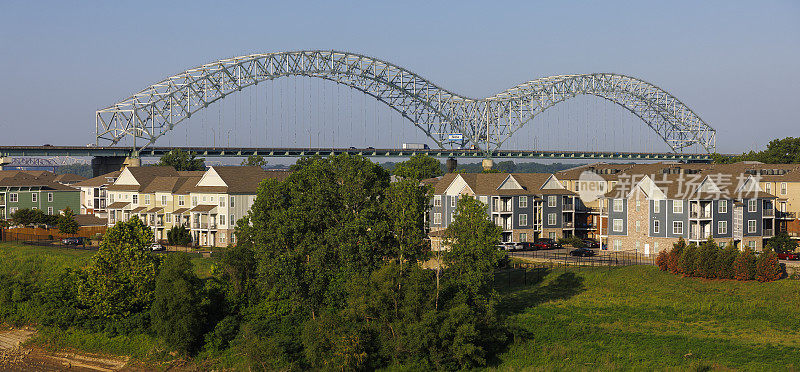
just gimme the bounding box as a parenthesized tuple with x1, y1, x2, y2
(482, 158, 494, 172)
(91, 156, 140, 177)
(0, 157, 11, 171)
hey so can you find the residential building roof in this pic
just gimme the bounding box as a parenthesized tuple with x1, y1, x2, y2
(432, 172, 573, 196)
(0, 174, 78, 191)
(53, 173, 88, 184)
(107, 201, 130, 209)
(73, 171, 122, 188)
(74, 214, 107, 227)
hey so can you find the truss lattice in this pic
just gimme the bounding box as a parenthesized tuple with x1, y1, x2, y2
(96, 51, 716, 154)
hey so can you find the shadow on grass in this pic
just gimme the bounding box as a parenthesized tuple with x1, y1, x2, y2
(497, 270, 585, 316)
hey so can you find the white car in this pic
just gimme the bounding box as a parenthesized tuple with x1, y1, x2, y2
(150, 243, 166, 251)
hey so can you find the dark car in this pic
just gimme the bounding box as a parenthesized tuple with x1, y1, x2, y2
(570, 247, 595, 257)
(777, 252, 800, 261)
(61, 237, 84, 246)
(515, 242, 537, 251)
(582, 238, 600, 248)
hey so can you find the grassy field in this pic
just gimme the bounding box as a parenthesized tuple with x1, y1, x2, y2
(494, 265, 800, 371)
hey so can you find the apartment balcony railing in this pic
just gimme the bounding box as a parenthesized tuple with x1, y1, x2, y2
(576, 222, 595, 229)
(195, 223, 218, 230)
(493, 207, 513, 213)
(691, 232, 711, 240)
(563, 203, 575, 211)
(690, 211, 711, 219)
(563, 222, 574, 228)
(778, 211, 797, 219)
(763, 228, 774, 236)
(762, 209, 775, 217)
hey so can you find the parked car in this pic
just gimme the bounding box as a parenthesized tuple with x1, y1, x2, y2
(497, 242, 517, 251)
(582, 238, 599, 248)
(777, 252, 800, 261)
(570, 247, 596, 257)
(533, 239, 562, 250)
(515, 242, 537, 251)
(61, 237, 84, 246)
(150, 243, 166, 251)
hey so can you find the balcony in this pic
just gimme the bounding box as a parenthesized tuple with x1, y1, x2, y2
(563, 203, 575, 211)
(778, 211, 797, 219)
(763, 228, 774, 237)
(690, 211, 711, 219)
(563, 222, 574, 228)
(196, 223, 217, 230)
(690, 232, 711, 240)
(762, 209, 775, 217)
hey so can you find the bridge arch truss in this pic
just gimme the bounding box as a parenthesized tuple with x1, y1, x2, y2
(96, 50, 716, 154)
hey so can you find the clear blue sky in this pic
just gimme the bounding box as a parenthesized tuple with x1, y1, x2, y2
(0, 0, 797, 153)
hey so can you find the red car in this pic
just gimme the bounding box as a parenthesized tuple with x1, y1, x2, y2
(777, 252, 800, 261)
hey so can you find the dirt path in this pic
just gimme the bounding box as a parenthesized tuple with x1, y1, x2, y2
(0, 327, 131, 371)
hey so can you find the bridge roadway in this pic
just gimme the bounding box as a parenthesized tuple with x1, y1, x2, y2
(0, 146, 715, 162)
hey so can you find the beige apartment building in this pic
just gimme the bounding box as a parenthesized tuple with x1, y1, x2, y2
(105, 166, 290, 247)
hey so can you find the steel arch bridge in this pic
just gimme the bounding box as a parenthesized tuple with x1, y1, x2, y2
(96, 50, 716, 155)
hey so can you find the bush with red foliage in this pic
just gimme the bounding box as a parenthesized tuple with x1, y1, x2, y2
(667, 238, 687, 274)
(756, 248, 782, 282)
(656, 249, 669, 271)
(733, 247, 757, 281)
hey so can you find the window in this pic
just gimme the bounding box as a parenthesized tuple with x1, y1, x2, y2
(718, 221, 728, 235)
(230, 197, 235, 208)
(47, 193, 53, 202)
(219, 214, 226, 226)
(450, 197, 457, 208)
(210, 196, 215, 202)
(653, 201, 660, 214)
(718, 200, 728, 214)
(47, 207, 53, 215)
(9, 193, 17, 202)
(635, 241, 640, 250)
(31, 193, 37, 202)
(178, 196, 185, 206)
(519, 233, 527, 242)
(613, 219, 623, 232)
(161, 195, 167, 205)
(165, 214, 171, 223)
(673, 221, 684, 235)
(519, 214, 528, 226)
(220, 196, 226, 207)
(653, 220, 660, 234)
(548, 196, 557, 208)
(519, 196, 528, 208)
(748, 199, 757, 212)
(748, 241, 756, 248)
(221, 233, 226, 244)
(9, 207, 17, 214)
(747, 220, 756, 233)
(132, 194, 138, 204)
(434, 195, 442, 207)
(202, 196, 206, 202)
(31, 207, 37, 210)
(654, 241, 660, 251)
(672, 201, 683, 214)
(547, 213, 557, 226)
(480, 196, 488, 204)
(613, 240, 622, 250)
(434, 213, 442, 224)
(109, 193, 114, 203)
(144, 195, 150, 205)
(549, 232, 556, 240)
(230, 214, 235, 225)
(781, 182, 787, 195)
(765, 183, 772, 194)
(192, 196, 197, 206)
(635, 199, 641, 212)
(613, 199, 623, 212)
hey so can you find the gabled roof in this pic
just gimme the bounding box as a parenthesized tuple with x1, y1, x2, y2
(53, 173, 87, 184)
(0, 174, 77, 191)
(433, 172, 575, 196)
(73, 171, 121, 188)
(193, 167, 291, 194)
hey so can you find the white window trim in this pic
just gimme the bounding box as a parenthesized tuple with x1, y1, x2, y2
(718, 221, 727, 235)
(547, 213, 556, 226)
(747, 220, 756, 233)
(653, 220, 660, 234)
(31, 193, 37, 202)
(9, 193, 17, 202)
(548, 196, 557, 208)
(718, 200, 727, 214)
(47, 193, 53, 202)
(781, 182, 787, 195)
(519, 213, 528, 226)
(672, 201, 683, 214)
(433, 195, 442, 207)
(613, 199, 623, 212)
(613, 219, 623, 232)
(748, 200, 757, 213)
(673, 221, 683, 235)
(519, 196, 528, 208)
(450, 197, 457, 208)
(653, 201, 660, 214)
(433, 213, 442, 224)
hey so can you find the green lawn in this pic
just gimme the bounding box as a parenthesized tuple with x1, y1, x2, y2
(494, 266, 800, 371)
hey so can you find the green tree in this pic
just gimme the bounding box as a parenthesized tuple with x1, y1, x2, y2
(151, 253, 205, 354)
(77, 217, 161, 319)
(677, 243, 698, 276)
(166, 224, 192, 246)
(733, 246, 757, 280)
(157, 149, 205, 171)
(714, 137, 800, 164)
(241, 154, 267, 167)
(693, 238, 719, 278)
(766, 232, 798, 254)
(57, 207, 79, 236)
(385, 179, 431, 265)
(392, 154, 443, 180)
(443, 196, 503, 309)
(755, 248, 783, 282)
(10, 208, 37, 227)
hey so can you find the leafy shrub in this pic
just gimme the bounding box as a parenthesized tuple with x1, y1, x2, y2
(693, 239, 719, 279)
(656, 249, 669, 271)
(667, 238, 687, 273)
(715, 244, 739, 279)
(151, 253, 206, 355)
(558, 235, 585, 248)
(766, 232, 798, 254)
(755, 248, 782, 282)
(678, 243, 698, 276)
(734, 247, 757, 281)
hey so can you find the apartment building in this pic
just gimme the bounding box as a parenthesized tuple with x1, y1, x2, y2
(0, 172, 81, 219)
(429, 173, 588, 246)
(105, 166, 290, 247)
(601, 172, 779, 254)
(73, 171, 121, 218)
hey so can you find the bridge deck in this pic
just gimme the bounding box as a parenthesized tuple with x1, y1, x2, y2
(0, 146, 715, 162)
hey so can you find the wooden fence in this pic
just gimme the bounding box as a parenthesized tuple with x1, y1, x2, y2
(1, 226, 107, 242)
